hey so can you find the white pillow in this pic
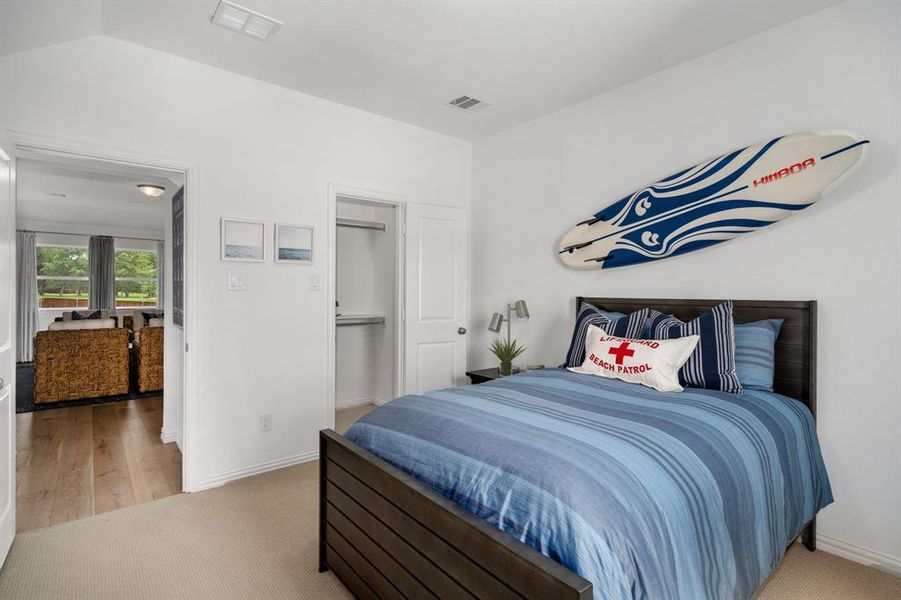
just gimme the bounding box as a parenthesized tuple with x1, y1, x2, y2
(568, 325, 699, 392)
(148, 317, 164, 328)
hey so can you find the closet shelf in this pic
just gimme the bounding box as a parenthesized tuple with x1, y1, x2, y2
(336, 217, 387, 232)
(336, 314, 386, 326)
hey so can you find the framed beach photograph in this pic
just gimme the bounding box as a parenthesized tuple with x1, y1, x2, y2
(221, 218, 265, 262)
(275, 223, 314, 264)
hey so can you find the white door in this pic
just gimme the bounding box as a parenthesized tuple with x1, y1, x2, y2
(0, 148, 16, 563)
(404, 203, 468, 394)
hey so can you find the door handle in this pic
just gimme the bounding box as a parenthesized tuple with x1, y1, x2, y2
(457, 327, 467, 335)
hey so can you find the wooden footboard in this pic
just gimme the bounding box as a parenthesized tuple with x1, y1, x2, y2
(319, 429, 592, 599)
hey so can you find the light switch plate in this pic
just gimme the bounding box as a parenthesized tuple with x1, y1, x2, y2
(227, 272, 248, 291)
(309, 274, 321, 291)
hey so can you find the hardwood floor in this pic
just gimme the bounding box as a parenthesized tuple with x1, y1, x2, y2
(15, 396, 182, 533)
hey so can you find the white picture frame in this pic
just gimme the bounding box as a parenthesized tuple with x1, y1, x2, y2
(274, 223, 314, 265)
(220, 218, 265, 262)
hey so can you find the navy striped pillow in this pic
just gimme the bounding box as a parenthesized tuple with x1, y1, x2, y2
(647, 301, 742, 393)
(735, 319, 783, 391)
(565, 305, 649, 368)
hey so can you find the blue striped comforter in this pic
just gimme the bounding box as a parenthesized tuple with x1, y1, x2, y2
(345, 369, 832, 600)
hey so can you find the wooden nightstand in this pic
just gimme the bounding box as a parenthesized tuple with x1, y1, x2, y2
(466, 365, 541, 384)
(465, 368, 502, 384)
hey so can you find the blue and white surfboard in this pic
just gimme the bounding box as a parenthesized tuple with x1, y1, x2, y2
(559, 131, 869, 269)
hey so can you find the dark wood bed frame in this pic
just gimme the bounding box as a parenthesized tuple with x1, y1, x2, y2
(319, 297, 818, 598)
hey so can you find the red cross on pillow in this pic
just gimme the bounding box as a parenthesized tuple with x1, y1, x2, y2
(567, 325, 699, 392)
(608, 341, 635, 364)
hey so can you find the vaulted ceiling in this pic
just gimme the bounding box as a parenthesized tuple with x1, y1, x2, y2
(0, 0, 837, 140)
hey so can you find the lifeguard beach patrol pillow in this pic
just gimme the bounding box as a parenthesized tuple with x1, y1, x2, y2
(568, 325, 699, 392)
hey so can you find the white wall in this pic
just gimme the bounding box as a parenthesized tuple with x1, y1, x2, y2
(0, 35, 471, 489)
(470, 1, 901, 569)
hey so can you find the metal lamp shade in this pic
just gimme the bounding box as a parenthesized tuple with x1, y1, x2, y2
(488, 312, 505, 333)
(514, 300, 530, 320)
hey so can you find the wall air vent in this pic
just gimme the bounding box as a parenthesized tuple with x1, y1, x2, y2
(447, 95, 491, 113)
(211, 0, 283, 42)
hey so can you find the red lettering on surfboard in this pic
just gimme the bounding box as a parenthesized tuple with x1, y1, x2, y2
(753, 157, 815, 187)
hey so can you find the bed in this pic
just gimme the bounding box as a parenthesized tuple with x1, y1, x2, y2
(319, 298, 830, 599)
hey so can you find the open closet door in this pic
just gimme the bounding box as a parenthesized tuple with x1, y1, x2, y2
(0, 148, 16, 563)
(404, 203, 468, 394)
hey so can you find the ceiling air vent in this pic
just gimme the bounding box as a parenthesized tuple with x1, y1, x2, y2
(211, 0, 283, 42)
(447, 95, 491, 113)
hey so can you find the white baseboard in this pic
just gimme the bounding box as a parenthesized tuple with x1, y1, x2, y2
(193, 450, 319, 492)
(160, 429, 179, 444)
(817, 534, 901, 577)
(336, 396, 382, 410)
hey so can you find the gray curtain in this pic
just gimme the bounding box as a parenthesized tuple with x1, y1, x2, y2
(89, 235, 115, 310)
(156, 240, 165, 310)
(16, 231, 39, 362)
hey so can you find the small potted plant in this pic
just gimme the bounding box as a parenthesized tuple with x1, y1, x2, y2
(489, 338, 526, 376)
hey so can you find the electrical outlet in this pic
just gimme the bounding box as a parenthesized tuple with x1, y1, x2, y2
(259, 413, 272, 433)
(309, 274, 321, 291)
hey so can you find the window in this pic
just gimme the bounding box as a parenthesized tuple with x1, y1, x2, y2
(115, 248, 158, 308)
(35, 239, 160, 310)
(36, 245, 90, 309)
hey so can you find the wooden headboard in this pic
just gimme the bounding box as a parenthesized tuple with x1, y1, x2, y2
(577, 297, 817, 417)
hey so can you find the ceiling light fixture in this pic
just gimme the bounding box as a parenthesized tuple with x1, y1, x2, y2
(211, 0, 283, 42)
(137, 184, 166, 198)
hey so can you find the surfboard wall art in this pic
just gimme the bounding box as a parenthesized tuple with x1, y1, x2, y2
(559, 131, 869, 269)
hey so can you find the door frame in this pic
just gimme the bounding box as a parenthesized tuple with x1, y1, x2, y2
(325, 183, 407, 430)
(0, 144, 15, 562)
(0, 128, 201, 493)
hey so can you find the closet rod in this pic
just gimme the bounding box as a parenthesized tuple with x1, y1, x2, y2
(23, 230, 162, 242)
(336, 315, 386, 326)
(336, 217, 386, 232)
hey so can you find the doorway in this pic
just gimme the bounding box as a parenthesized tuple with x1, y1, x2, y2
(1, 138, 194, 537)
(332, 195, 403, 433)
(325, 187, 470, 434)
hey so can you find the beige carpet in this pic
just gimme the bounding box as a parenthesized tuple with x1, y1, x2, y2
(335, 403, 377, 435)
(1, 460, 899, 600)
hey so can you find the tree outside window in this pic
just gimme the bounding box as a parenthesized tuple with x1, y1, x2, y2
(115, 249, 158, 308)
(36, 246, 90, 308)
